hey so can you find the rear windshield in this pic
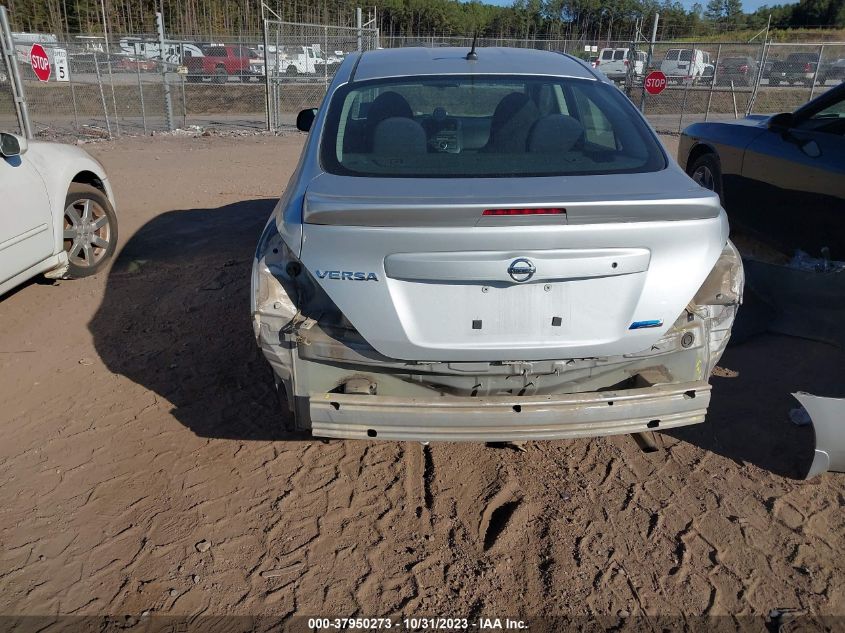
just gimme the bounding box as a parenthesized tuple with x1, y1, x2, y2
(320, 75, 666, 178)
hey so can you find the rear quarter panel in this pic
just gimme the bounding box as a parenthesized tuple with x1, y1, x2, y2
(269, 53, 360, 257)
(680, 121, 765, 207)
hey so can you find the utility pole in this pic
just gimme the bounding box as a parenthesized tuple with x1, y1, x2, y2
(0, 5, 33, 138)
(638, 12, 659, 111)
(262, 3, 273, 132)
(356, 7, 362, 52)
(100, 0, 120, 135)
(157, 11, 174, 131)
(746, 13, 771, 116)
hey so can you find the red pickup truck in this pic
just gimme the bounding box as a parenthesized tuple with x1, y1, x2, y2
(186, 45, 263, 83)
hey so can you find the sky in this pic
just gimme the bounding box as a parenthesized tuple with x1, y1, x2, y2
(473, 0, 784, 13)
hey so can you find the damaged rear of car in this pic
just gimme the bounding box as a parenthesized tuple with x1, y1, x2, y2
(252, 47, 744, 441)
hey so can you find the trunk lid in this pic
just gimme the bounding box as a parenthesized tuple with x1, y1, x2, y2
(298, 171, 727, 362)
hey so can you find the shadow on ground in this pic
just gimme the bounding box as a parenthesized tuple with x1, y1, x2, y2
(89, 198, 299, 441)
(90, 202, 845, 473)
(669, 331, 845, 480)
(0, 273, 60, 302)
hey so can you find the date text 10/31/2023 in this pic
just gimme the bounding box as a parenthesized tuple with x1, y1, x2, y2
(307, 617, 529, 630)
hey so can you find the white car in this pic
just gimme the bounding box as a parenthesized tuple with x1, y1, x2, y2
(0, 132, 118, 297)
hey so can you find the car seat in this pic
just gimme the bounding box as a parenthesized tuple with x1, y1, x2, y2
(482, 92, 540, 153)
(527, 115, 585, 153)
(372, 117, 428, 156)
(365, 91, 414, 151)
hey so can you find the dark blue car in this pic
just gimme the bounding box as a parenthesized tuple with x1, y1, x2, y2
(679, 83, 845, 258)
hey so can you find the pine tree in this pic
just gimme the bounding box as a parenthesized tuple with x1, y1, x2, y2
(724, 0, 744, 27)
(704, 0, 724, 22)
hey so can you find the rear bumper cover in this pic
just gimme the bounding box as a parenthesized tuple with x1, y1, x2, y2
(308, 380, 711, 442)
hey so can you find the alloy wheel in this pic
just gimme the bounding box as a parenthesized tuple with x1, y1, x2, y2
(63, 197, 112, 268)
(692, 165, 715, 191)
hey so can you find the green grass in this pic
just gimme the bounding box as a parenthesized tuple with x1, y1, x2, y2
(668, 27, 845, 43)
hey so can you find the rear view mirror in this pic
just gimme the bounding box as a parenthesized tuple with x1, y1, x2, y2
(0, 132, 26, 158)
(296, 108, 318, 132)
(768, 112, 794, 130)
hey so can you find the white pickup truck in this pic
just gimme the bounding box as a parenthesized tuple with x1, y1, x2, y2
(259, 45, 320, 76)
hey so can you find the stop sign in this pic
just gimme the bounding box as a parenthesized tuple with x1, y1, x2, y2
(644, 70, 667, 95)
(30, 44, 51, 82)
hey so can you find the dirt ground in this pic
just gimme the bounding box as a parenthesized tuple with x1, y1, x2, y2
(1, 132, 844, 625)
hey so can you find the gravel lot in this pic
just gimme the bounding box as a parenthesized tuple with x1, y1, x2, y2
(1, 133, 843, 623)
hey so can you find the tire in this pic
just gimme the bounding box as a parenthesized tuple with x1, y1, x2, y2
(687, 152, 723, 202)
(213, 66, 227, 84)
(770, 79, 779, 86)
(62, 184, 118, 278)
(286, 64, 298, 77)
(186, 74, 200, 83)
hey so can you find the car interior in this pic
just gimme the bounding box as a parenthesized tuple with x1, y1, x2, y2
(796, 91, 845, 136)
(325, 77, 665, 177)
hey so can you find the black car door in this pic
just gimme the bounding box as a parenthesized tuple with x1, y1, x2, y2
(740, 87, 845, 257)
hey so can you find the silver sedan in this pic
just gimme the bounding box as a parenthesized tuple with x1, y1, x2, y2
(252, 47, 743, 442)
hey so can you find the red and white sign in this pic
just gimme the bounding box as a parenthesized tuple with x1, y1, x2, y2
(644, 71, 667, 95)
(30, 44, 51, 82)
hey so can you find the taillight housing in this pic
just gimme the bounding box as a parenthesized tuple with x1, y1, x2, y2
(482, 208, 566, 216)
(739, 64, 748, 73)
(804, 62, 813, 72)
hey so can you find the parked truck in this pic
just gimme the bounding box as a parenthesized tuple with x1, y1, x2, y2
(260, 45, 320, 76)
(185, 44, 263, 83)
(769, 52, 822, 86)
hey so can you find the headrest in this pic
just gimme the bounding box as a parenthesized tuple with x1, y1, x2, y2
(372, 117, 427, 155)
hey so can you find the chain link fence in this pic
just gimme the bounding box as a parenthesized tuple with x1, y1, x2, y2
(376, 36, 845, 133)
(264, 20, 379, 131)
(0, 6, 23, 135)
(6, 33, 277, 139)
(0, 42, 18, 134)
(0, 16, 842, 140)
(638, 40, 845, 133)
(381, 35, 576, 51)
